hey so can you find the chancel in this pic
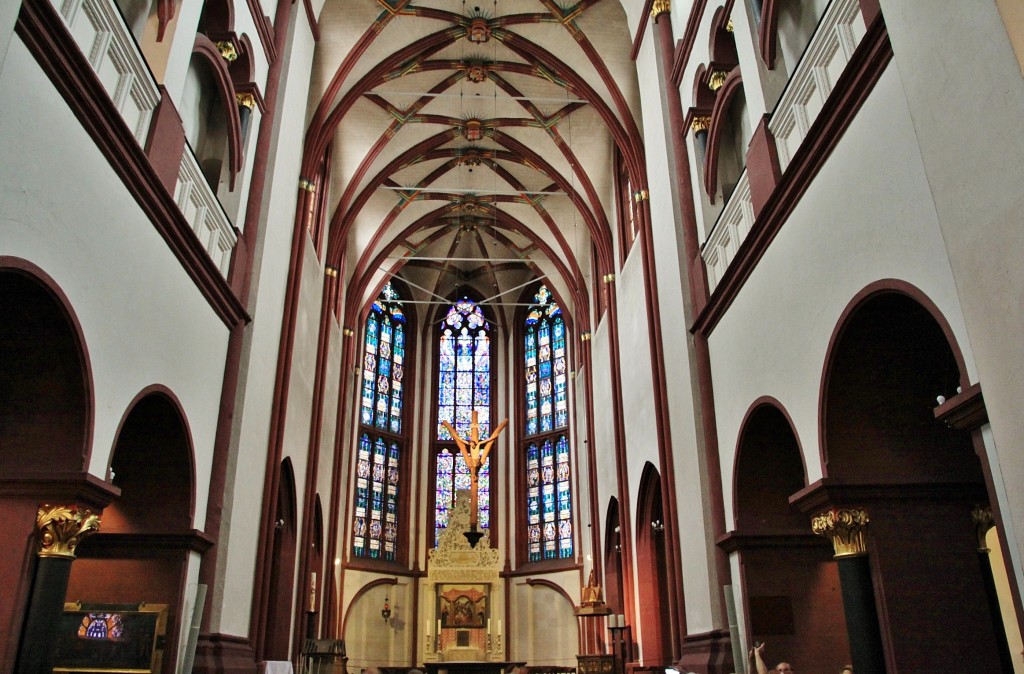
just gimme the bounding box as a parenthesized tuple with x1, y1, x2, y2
(3, 1, 1024, 674)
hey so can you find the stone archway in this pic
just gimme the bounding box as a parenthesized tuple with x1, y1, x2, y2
(731, 399, 847, 672)
(635, 464, 671, 666)
(264, 458, 299, 661)
(0, 264, 100, 672)
(819, 288, 1006, 671)
(67, 389, 199, 674)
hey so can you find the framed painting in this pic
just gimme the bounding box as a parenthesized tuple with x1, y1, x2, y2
(438, 584, 488, 628)
(53, 602, 167, 673)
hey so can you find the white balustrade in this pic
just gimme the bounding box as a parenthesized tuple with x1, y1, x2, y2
(768, 0, 867, 172)
(175, 149, 237, 277)
(701, 0, 868, 293)
(51, 0, 160, 144)
(702, 171, 754, 293)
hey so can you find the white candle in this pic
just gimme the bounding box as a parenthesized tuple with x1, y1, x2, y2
(497, 619, 502, 636)
(487, 618, 491, 635)
(437, 619, 442, 636)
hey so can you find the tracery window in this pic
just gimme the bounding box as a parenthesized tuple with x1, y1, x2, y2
(523, 285, 573, 561)
(434, 297, 492, 544)
(353, 282, 407, 561)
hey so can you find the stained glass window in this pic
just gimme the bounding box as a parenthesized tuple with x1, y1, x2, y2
(525, 286, 566, 435)
(434, 448, 490, 543)
(434, 297, 492, 543)
(437, 298, 490, 441)
(360, 282, 406, 433)
(524, 285, 572, 561)
(353, 282, 407, 561)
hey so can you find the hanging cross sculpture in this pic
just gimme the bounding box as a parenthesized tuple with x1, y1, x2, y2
(442, 410, 509, 547)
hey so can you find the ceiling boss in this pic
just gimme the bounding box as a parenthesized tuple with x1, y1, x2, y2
(442, 410, 508, 547)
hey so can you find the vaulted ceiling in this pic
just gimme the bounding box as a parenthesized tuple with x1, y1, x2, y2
(305, 0, 642, 331)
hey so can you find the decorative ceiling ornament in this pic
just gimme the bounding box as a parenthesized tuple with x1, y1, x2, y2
(467, 17, 491, 44)
(460, 149, 483, 168)
(459, 196, 482, 213)
(463, 118, 484, 142)
(466, 62, 489, 83)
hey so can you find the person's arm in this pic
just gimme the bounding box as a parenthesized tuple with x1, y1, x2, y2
(752, 642, 769, 674)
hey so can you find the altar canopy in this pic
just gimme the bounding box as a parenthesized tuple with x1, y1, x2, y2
(425, 491, 503, 663)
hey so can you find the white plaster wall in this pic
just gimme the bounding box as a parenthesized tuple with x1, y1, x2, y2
(590, 311, 619, 528)
(635, 15, 719, 636)
(510, 573, 580, 666)
(316, 320, 343, 513)
(708, 65, 976, 527)
(0, 0, 18, 73)
(0, 39, 228, 527)
(879, 0, 1024, 595)
(216, 0, 318, 636)
(574, 363, 596, 572)
(345, 570, 415, 668)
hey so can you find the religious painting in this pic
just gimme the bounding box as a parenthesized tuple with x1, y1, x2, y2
(438, 584, 488, 628)
(53, 602, 167, 673)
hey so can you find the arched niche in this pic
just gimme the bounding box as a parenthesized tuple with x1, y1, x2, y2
(820, 286, 1004, 670)
(264, 457, 298, 661)
(67, 388, 198, 674)
(635, 463, 671, 665)
(733, 400, 806, 534)
(731, 400, 847, 672)
(0, 266, 91, 476)
(0, 263, 96, 673)
(823, 290, 973, 483)
(103, 390, 195, 532)
(603, 497, 623, 615)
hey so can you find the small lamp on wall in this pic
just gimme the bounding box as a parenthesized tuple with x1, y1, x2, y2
(382, 595, 392, 624)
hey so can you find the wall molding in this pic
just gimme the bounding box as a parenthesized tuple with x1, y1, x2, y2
(692, 13, 891, 336)
(17, 0, 249, 329)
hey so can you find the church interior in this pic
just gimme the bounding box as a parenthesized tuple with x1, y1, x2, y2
(4, 0, 1024, 672)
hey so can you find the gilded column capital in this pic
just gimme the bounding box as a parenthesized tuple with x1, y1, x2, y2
(298, 177, 317, 192)
(972, 505, 994, 553)
(36, 505, 100, 558)
(708, 70, 728, 92)
(235, 93, 257, 111)
(691, 115, 712, 134)
(216, 41, 238, 62)
(651, 0, 670, 20)
(812, 507, 869, 558)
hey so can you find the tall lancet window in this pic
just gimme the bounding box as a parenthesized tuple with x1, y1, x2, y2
(353, 282, 408, 562)
(434, 297, 492, 545)
(523, 285, 573, 562)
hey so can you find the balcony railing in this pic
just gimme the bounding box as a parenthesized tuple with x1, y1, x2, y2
(703, 171, 754, 293)
(174, 150, 237, 277)
(49, 0, 239, 280)
(700, 0, 866, 293)
(768, 0, 867, 172)
(49, 0, 160, 144)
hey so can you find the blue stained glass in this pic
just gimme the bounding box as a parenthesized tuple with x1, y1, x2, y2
(366, 315, 378, 355)
(522, 287, 574, 561)
(435, 297, 492, 537)
(457, 332, 473, 365)
(355, 283, 408, 559)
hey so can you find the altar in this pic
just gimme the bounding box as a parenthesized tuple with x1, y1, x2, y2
(423, 491, 505, 665)
(424, 661, 525, 674)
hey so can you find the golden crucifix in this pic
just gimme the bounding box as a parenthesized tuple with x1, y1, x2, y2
(442, 410, 508, 546)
